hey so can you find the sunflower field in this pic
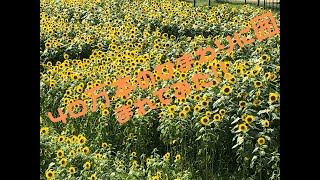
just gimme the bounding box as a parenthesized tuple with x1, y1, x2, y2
(40, 0, 280, 179)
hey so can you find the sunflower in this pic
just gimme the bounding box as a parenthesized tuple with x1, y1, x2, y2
(131, 152, 137, 157)
(90, 174, 97, 180)
(57, 135, 65, 142)
(65, 138, 72, 144)
(40, 127, 49, 135)
(71, 73, 80, 81)
(102, 142, 108, 148)
(256, 90, 261, 96)
(96, 153, 102, 159)
(69, 150, 75, 157)
(245, 115, 254, 124)
(205, 111, 212, 117)
(210, 78, 219, 87)
(159, 112, 165, 118)
(201, 100, 209, 107)
(45, 170, 55, 179)
(76, 86, 83, 93)
(101, 109, 109, 116)
(219, 109, 225, 115)
(56, 149, 64, 158)
(78, 136, 86, 145)
(72, 135, 78, 142)
(239, 101, 247, 108)
(257, 137, 266, 145)
(126, 99, 133, 106)
(261, 54, 270, 62)
(175, 154, 181, 161)
(239, 124, 247, 132)
(164, 152, 170, 160)
(194, 105, 201, 112)
(59, 158, 67, 167)
(49, 82, 56, 88)
(146, 158, 152, 164)
(269, 93, 278, 103)
(168, 105, 177, 112)
(77, 147, 82, 153)
(83, 146, 90, 154)
(183, 105, 191, 112)
(68, 167, 76, 174)
(236, 68, 243, 74)
(253, 99, 262, 106)
(254, 81, 262, 88)
(45, 42, 51, 49)
(132, 160, 139, 167)
(200, 116, 210, 125)
(169, 113, 174, 119)
(193, 94, 201, 101)
(152, 176, 159, 180)
(221, 85, 232, 95)
(97, 42, 103, 49)
(83, 161, 91, 170)
(179, 97, 187, 104)
(228, 76, 237, 84)
(65, 89, 72, 96)
(263, 120, 270, 127)
(179, 111, 187, 119)
(213, 113, 221, 122)
(270, 74, 277, 81)
(264, 72, 271, 80)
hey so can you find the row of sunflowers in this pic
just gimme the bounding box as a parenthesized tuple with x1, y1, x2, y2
(40, 0, 280, 179)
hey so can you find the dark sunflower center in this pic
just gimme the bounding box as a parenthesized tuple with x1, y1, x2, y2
(271, 96, 276, 100)
(224, 88, 230, 92)
(203, 118, 208, 123)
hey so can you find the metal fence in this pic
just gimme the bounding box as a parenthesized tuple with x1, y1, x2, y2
(188, 0, 280, 10)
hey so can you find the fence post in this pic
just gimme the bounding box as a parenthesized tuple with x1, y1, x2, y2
(264, 0, 266, 8)
(194, 0, 195, 7)
(258, 0, 260, 6)
(245, 0, 246, 4)
(209, 0, 210, 6)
